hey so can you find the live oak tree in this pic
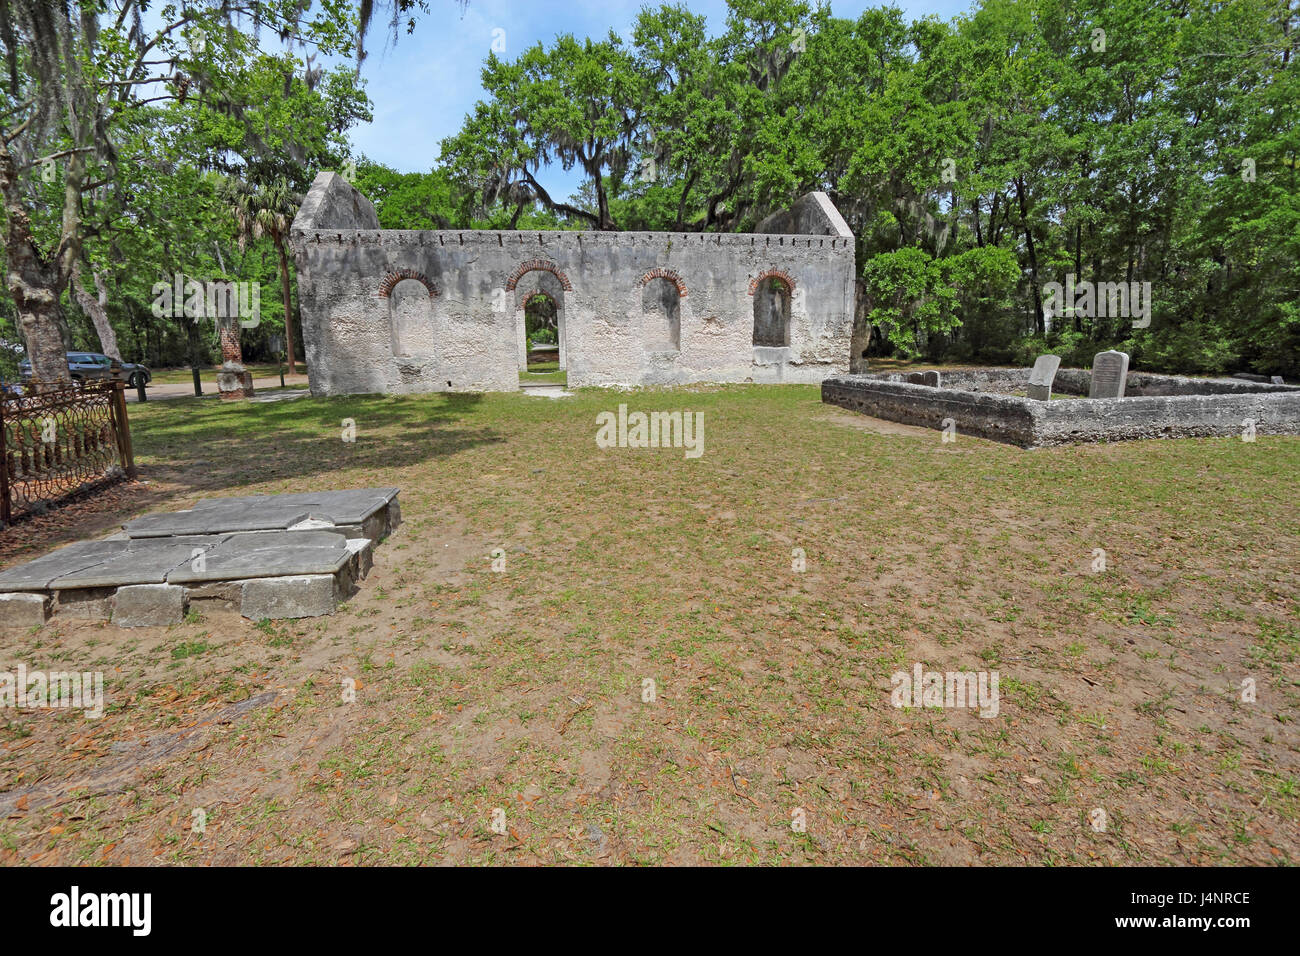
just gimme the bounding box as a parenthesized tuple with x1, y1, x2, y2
(0, 0, 370, 387)
(442, 33, 646, 231)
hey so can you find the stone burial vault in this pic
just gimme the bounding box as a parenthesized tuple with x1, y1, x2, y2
(823, 367, 1300, 448)
(0, 488, 401, 628)
(289, 172, 857, 396)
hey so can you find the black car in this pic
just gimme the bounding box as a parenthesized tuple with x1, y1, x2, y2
(18, 351, 151, 388)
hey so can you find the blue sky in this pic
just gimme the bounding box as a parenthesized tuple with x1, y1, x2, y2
(347, 0, 974, 200)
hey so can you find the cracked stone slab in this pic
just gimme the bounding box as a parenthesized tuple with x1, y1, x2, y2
(0, 540, 130, 591)
(123, 488, 399, 537)
(123, 501, 312, 537)
(195, 487, 399, 525)
(49, 536, 230, 589)
(0, 489, 396, 625)
(166, 531, 352, 584)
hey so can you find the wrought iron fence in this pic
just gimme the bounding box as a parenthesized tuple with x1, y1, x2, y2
(0, 380, 136, 526)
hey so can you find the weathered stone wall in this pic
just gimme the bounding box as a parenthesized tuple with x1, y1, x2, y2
(1054, 369, 1296, 397)
(865, 367, 1296, 398)
(291, 173, 856, 396)
(823, 378, 1041, 446)
(823, 373, 1300, 448)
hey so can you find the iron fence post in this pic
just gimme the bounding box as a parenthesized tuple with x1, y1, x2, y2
(111, 381, 137, 479)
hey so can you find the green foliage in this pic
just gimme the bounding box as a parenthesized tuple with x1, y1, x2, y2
(439, 0, 1298, 376)
(4, 1, 1294, 378)
(354, 162, 471, 229)
(0, 3, 374, 371)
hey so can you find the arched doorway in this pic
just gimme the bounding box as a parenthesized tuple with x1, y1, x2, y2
(513, 268, 567, 387)
(524, 292, 559, 364)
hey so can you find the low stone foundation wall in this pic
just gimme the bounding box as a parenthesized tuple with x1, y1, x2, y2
(822, 372, 1300, 448)
(870, 367, 1295, 398)
(823, 378, 1040, 445)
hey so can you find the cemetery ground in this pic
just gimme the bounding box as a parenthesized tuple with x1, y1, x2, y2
(0, 383, 1296, 866)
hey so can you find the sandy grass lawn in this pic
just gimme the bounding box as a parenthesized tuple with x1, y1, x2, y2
(0, 384, 1296, 865)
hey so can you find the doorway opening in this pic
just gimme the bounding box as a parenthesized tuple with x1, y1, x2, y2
(514, 273, 567, 388)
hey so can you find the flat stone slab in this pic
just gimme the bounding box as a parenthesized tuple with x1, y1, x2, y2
(0, 541, 130, 592)
(123, 487, 398, 537)
(0, 488, 397, 627)
(49, 536, 229, 589)
(166, 531, 353, 584)
(192, 488, 398, 523)
(123, 501, 311, 537)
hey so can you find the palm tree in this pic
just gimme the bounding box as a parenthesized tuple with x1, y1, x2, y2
(220, 176, 304, 374)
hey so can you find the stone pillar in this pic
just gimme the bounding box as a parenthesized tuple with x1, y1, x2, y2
(216, 317, 254, 400)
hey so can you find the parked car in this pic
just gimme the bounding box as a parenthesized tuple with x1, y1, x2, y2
(19, 352, 151, 388)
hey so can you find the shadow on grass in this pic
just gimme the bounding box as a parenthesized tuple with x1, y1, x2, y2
(0, 392, 503, 564)
(135, 391, 501, 486)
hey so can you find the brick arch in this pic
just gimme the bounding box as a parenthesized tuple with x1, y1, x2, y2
(523, 291, 556, 308)
(748, 268, 796, 296)
(505, 259, 573, 293)
(637, 267, 688, 298)
(377, 269, 438, 299)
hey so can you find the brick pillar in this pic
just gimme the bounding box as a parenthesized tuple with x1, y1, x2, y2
(216, 317, 254, 400)
(219, 319, 242, 365)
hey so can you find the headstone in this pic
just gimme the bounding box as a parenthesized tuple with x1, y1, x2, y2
(1088, 350, 1130, 399)
(1026, 354, 1061, 401)
(906, 372, 925, 385)
(921, 370, 941, 387)
(1271, 375, 1285, 385)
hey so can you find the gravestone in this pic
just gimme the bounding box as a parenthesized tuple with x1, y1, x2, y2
(921, 370, 941, 387)
(1026, 354, 1061, 401)
(906, 372, 925, 385)
(1271, 376, 1285, 385)
(1088, 350, 1130, 399)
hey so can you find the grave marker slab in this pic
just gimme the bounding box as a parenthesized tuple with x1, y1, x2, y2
(921, 371, 941, 387)
(1088, 350, 1130, 399)
(1026, 354, 1062, 402)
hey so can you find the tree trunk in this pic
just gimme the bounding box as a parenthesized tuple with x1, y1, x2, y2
(275, 235, 298, 375)
(17, 294, 69, 386)
(72, 260, 122, 361)
(1015, 176, 1044, 336)
(0, 142, 71, 387)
